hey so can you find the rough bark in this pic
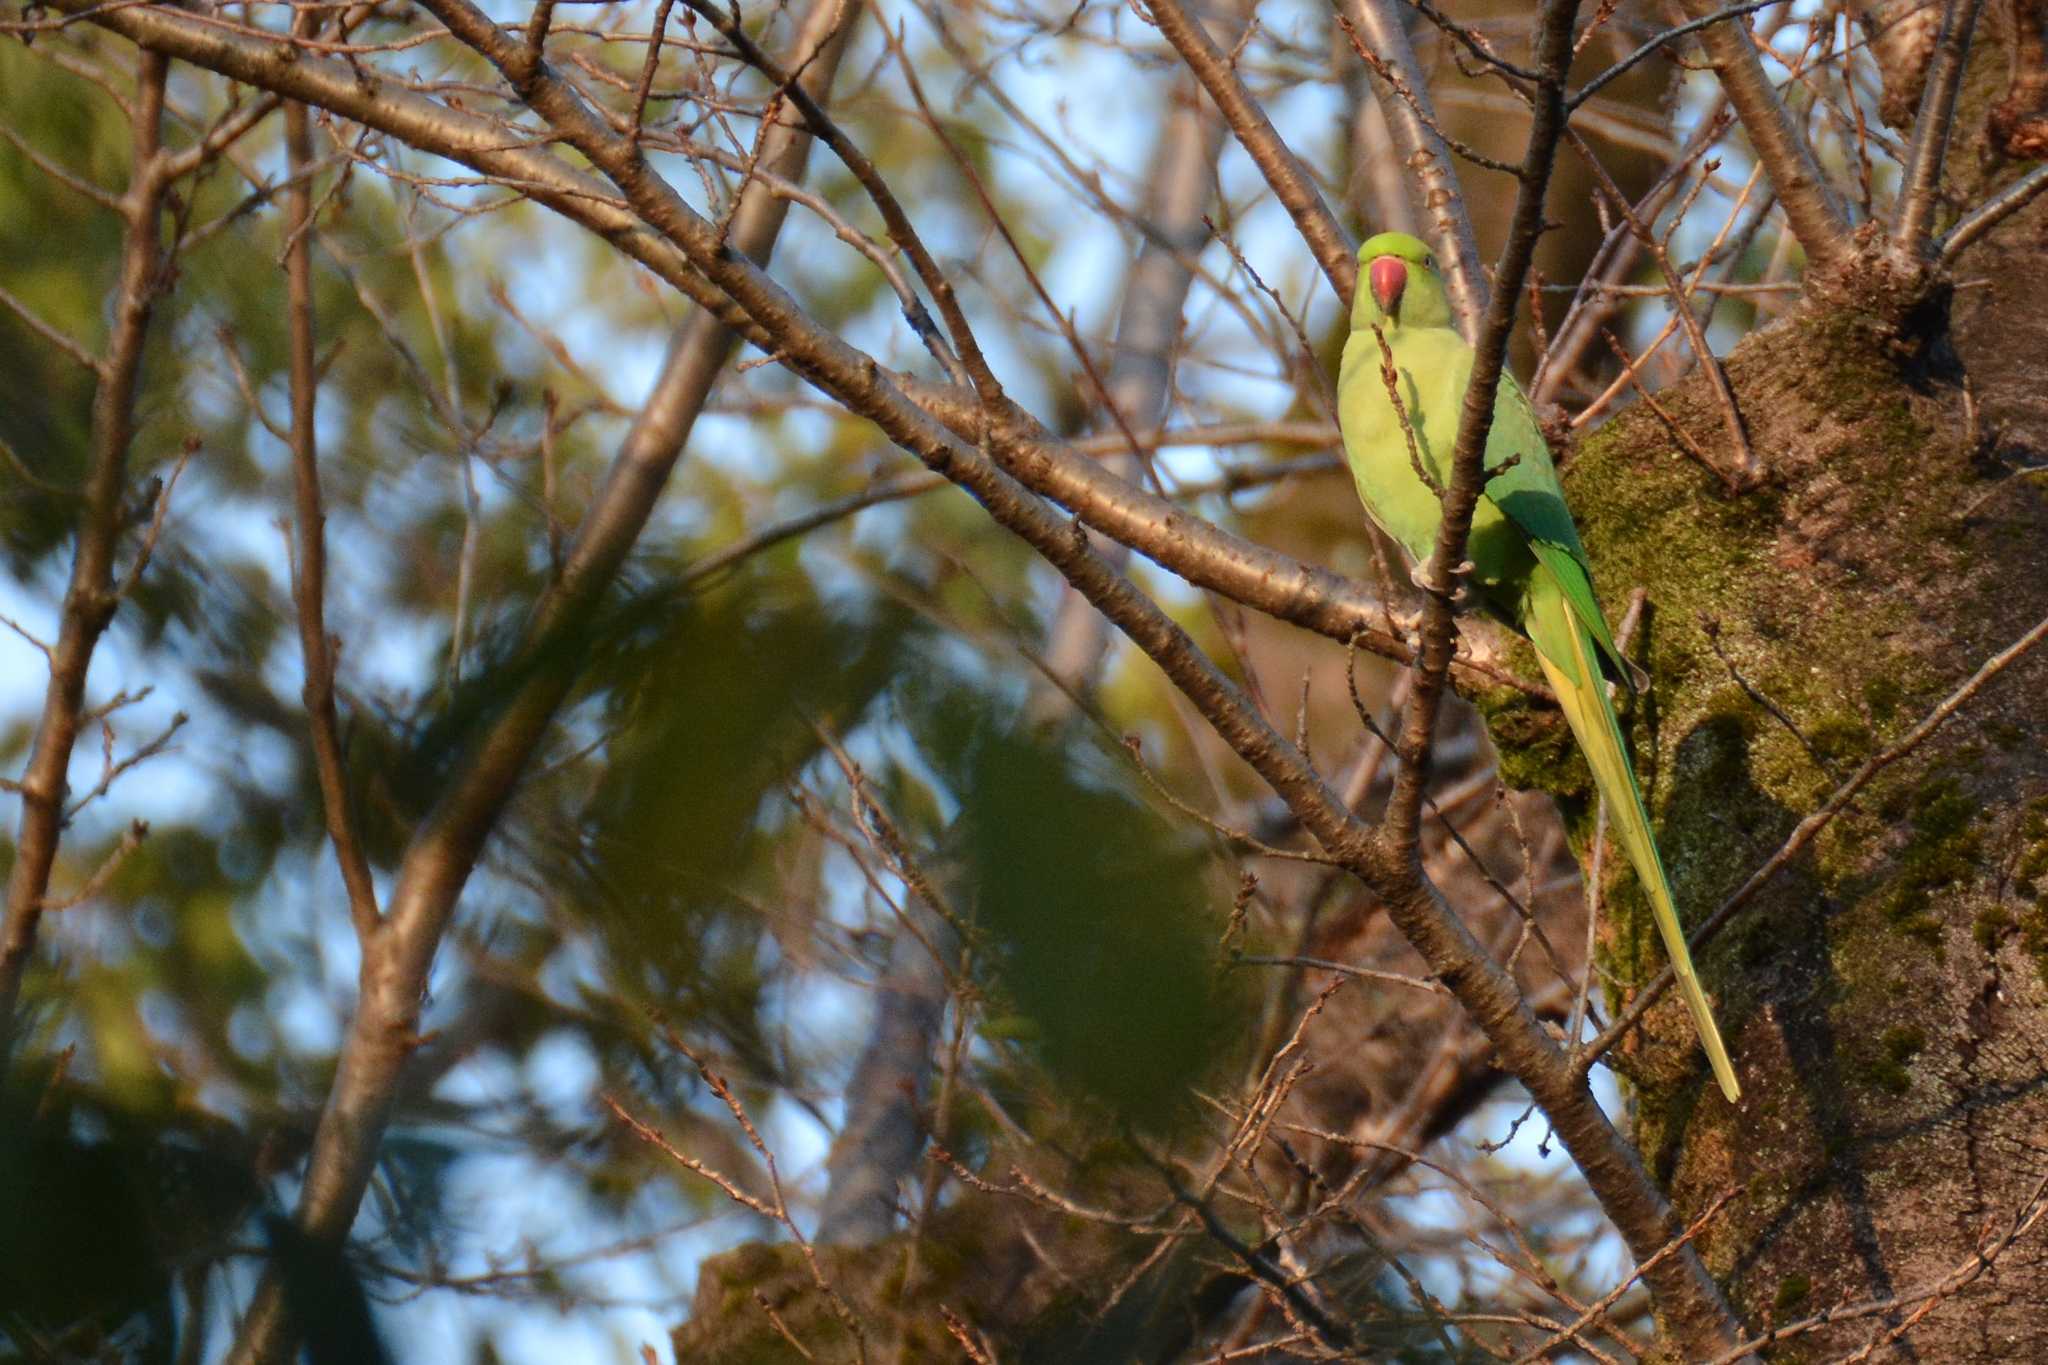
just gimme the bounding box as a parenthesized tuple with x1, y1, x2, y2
(1471, 209, 2048, 1355)
(1990, 1, 2048, 163)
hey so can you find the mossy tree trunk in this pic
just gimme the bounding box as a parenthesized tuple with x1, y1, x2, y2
(1478, 187, 2048, 1357)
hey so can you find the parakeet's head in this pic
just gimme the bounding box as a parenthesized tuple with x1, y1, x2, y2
(1354, 231, 1453, 331)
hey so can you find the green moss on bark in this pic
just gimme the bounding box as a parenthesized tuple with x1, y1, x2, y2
(1458, 262, 2048, 1323)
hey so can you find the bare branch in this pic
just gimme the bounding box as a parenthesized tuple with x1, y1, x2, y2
(51, 6, 1766, 1352)
(1568, 128, 1762, 490)
(1942, 162, 2048, 261)
(1146, 0, 1357, 303)
(1571, 1, 1778, 109)
(0, 52, 172, 1058)
(0, 116, 122, 209)
(1385, 1, 1578, 850)
(1601, 327, 1734, 491)
(1674, 0, 1853, 271)
(112, 434, 195, 599)
(219, 5, 866, 1360)
(1511, 1187, 1742, 1364)
(284, 72, 381, 942)
(64, 709, 187, 820)
(1534, 104, 1732, 405)
(48, 0, 1540, 700)
(0, 279, 104, 376)
(1891, 0, 1987, 260)
(1234, 954, 1451, 996)
(39, 819, 150, 913)
(674, 0, 985, 394)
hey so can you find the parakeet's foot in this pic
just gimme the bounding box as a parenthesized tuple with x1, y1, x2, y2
(1411, 558, 1476, 608)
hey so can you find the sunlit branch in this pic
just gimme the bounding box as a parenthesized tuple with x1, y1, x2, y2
(1146, 0, 1358, 303)
(1674, 0, 1853, 270)
(50, 0, 1546, 702)
(1941, 161, 2048, 261)
(1532, 104, 1733, 405)
(219, 3, 866, 1361)
(1362, 0, 1751, 1345)
(892, 375, 1549, 697)
(1570, 1, 1779, 109)
(674, 0, 988, 394)
(0, 53, 173, 1058)
(1566, 128, 1762, 490)
(1891, 0, 1987, 260)
(1384, 0, 1579, 853)
(1337, 0, 1488, 339)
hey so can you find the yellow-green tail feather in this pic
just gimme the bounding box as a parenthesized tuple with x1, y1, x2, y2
(1525, 575, 1741, 1103)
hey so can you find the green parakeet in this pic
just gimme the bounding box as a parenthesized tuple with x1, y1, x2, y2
(1336, 231, 1740, 1103)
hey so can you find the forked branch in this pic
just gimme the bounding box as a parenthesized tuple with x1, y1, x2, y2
(221, 4, 866, 1361)
(0, 54, 173, 1058)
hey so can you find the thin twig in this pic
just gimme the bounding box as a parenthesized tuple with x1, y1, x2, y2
(1335, 0, 1488, 334)
(1146, 0, 1356, 303)
(1512, 1188, 1742, 1364)
(39, 820, 150, 913)
(215, 6, 868, 1361)
(1369, 322, 1444, 499)
(1941, 162, 2048, 262)
(1571, 1, 1779, 108)
(1232, 954, 1450, 996)
(1569, 127, 1761, 489)
(285, 81, 382, 942)
(64, 710, 186, 820)
(1704, 1172, 2048, 1364)
(1601, 328, 1732, 491)
(0, 281, 104, 376)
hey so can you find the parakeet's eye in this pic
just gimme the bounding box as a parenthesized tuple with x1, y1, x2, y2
(1425, 255, 1436, 269)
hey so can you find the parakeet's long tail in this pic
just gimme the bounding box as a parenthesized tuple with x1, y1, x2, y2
(1524, 572, 1742, 1103)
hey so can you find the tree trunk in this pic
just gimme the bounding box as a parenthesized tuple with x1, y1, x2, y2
(1475, 204, 2048, 1352)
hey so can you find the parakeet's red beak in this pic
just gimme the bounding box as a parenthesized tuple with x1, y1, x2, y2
(1369, 256, 1407, 316)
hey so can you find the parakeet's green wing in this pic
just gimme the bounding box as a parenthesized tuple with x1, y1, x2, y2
(1479, 373, 1636, 691)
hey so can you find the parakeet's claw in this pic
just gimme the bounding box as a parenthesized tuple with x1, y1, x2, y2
(1410, 558, 1477, 608)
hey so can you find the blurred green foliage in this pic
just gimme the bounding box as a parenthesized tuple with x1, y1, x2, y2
(899, 674, 1242, 1129)
(0, 45, 121, 570)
